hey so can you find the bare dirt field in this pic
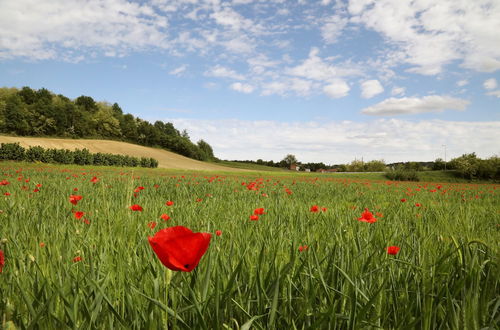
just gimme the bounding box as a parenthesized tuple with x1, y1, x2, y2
(0, 136, 246, 172)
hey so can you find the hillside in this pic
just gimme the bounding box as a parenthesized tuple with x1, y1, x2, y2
(0, 136, 245, 172)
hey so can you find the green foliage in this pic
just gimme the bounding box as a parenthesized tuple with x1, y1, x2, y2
(0, 142, 26, 160)
(449, 153, 499, 181)
(0, 87, 216, 162)
(385, 167, 420, 181)
(25, 146, 46, 162)
(73, 148, 94, 165)
(0, 143, 158, 168)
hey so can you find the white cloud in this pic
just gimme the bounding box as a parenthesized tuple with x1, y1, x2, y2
(323, 81, 350, 98)
(168, 118, 500, 163)
(169, 64, 188, 76)
(456, 79, 469, 87)
(350, 0, 500, 74)
(486, 90, 500, 98)
(391, 86, 405, 96)
(362, 95, 470, 116)
(230, 82, 254, 93)
(320, 15, 348, 44)
(0, 0, 169, 60)
(360, 79, 384, 98)
(204, 65, 245, 80)
(483, 78, 498, 90)
(286, 47, 362, 81)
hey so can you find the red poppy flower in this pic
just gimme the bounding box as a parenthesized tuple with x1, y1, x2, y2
(357, 208, 377, 223)
(415, 203, 421, 207)
(129, 204, 143, 211)
(3, 192, 10, 196)
(386, 246, 400, 255)
(249, 215, 259, 221)
(69, 195, 83, 205)
(73, 188, 78, 191)
(148, 226, 211, 272)
(321, 207, 327, 212)
(134, 186, 145, 193)
(0, 250, 4, 273)
(160, 213, 170, 221)
(39, 242, 45, 248)
(196, 198, 203, 202)
(33, 188, 40, 192)
(215, 230, 222, 236)
(298, 245, 309, 252)
(148, 222, 157, 229)
(253, 208, 265, 215)
(0, 180, 9, 186)
(74, 211, 84, 219)
(310, 205, 319, 213)
(166, 201, 174, 206)
(36, 183, 42, 188)
(73, 256, 82, 263)
(90, 176, 99, 183)
(400, 198, 406, 202)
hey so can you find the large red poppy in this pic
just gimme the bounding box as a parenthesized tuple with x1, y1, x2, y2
(148, 226, 211, 272)
(357, 208, 377, 223)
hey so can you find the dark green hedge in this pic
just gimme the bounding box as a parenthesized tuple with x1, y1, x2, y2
(0, 143, 158, 168)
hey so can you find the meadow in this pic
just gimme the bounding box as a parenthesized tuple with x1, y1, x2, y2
(0, 161, 498, 329)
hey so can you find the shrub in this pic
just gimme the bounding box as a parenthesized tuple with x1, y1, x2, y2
(25, 146, 45, 162)
(385, 168, 420, 181)
(0, 143, 26, 161)
(73, 148, 94, 165)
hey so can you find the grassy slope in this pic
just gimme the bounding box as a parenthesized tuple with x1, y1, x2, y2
(0, 135, 247, 172)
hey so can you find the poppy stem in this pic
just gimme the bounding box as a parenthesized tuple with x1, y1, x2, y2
(164, 268, 172, 329)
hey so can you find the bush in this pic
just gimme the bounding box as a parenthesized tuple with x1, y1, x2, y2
(0, 143, 26, 161)
(0, 143, 159, 169)
(385, 168, 420, 181)
(73, 148, 94, 165)
(25, 146, 45, 162)
(140, 157, 151, 168)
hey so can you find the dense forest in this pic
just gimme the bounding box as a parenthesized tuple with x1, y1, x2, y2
(0, 87, 215, 161)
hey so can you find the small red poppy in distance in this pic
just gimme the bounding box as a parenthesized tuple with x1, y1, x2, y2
(0, 250, 4, 273)
(73, 256, 82, 263)
(357, 208, 378, 223)
(148, 226, 211, 272)
(253, 208, 265, 215)
(401, 198, 406, 202)
(166, 201, 174, 206)
(129, 204, 143, 211)
(310, 205, 319, 212)
(415, 203, 422, 207)
(298, 245, 309, 252)
(148, 222, 157, 229)
(321, 207, 327, 212)
(250, 215, 259, 221)
(69, 195, 83, 205)
(386, 246, 400, 255)
(74, 211, 84, 219)
(160, 214, 170, 221)
(90, 176, 99, 183)
(0, 180, 9, 185)
(215, 230, 222, 236)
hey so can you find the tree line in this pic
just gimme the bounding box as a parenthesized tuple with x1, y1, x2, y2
(0, 87, 215, 161)
(0, 142, 158, 168)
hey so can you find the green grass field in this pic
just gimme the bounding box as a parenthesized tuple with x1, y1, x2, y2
(0, 161, 498, 329)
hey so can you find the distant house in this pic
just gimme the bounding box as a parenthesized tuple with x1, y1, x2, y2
(290, 163, 300, 171)
(305, 168, 311, 172)
(316, 169, 326, 173)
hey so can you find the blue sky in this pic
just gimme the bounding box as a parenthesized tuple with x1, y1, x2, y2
(1, 0, 499, 163)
